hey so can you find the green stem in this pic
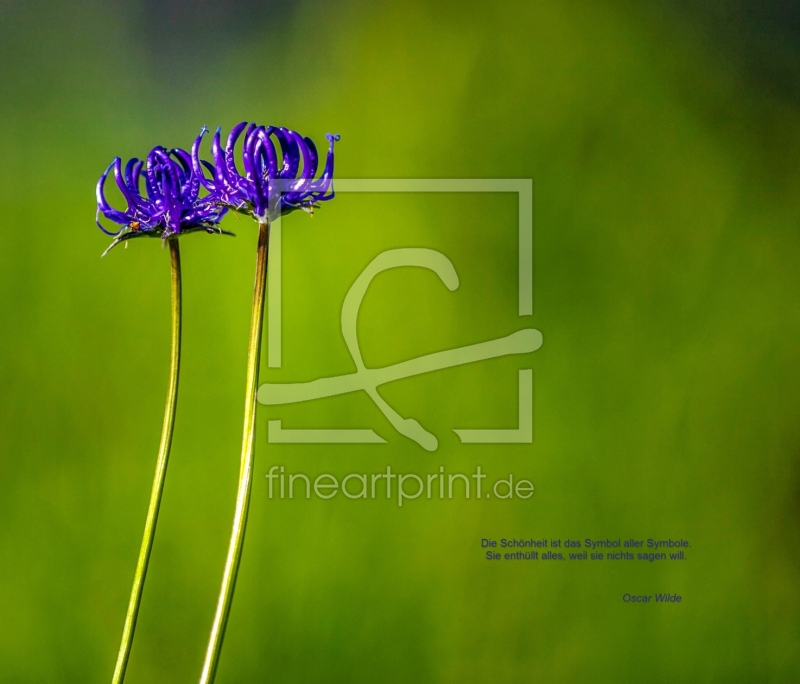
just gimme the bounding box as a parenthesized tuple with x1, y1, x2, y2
(112, 240, 182, 684)
(200, 221, 270, 684)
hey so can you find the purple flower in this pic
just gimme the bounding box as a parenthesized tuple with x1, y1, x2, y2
(96, 145, 229, 255)
(191, 123, 340, 223)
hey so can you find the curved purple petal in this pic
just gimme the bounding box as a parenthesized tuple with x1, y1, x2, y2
(256, 126, 278, 179)
(96, 160, 118, 214)
(113, 157, 144, 212)
(96, 215, 123, 236)
(192, 127, 217, 192)
(210, 127, 231, 190)
(287, 131, 315, 196)
(309, 133, 339, 199)
(273, 127, 300, 179)
(224, 122, 249, 180)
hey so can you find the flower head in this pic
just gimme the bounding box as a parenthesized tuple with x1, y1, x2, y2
(96, 145, 229, 256)
(192, 123, 339, 223)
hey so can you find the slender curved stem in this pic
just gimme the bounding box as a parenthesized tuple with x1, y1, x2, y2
(112, 240, 182, 684)
(200, 221, 270, 684)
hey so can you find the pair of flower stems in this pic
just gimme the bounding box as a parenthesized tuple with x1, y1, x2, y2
(112, 221, 269, 684)
(98, 123, 338, 683)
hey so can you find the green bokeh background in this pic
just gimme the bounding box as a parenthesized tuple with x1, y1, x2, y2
(1, 0, 799, 681)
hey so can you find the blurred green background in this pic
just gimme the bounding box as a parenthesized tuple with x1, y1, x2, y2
(1, 0, 799, 681)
